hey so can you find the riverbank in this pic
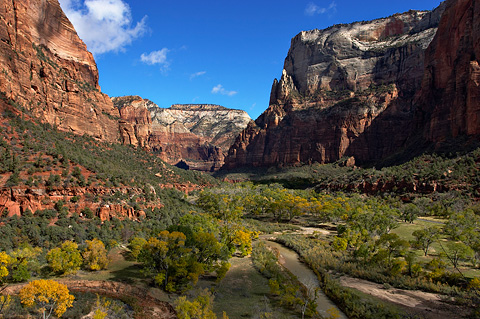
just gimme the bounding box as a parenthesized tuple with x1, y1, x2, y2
(264, 240, 347, 319)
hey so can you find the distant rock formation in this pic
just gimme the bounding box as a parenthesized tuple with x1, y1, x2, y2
(0, 0, 119, 141)
(224, 4, 447, 169)
(112, 96, 251, 171)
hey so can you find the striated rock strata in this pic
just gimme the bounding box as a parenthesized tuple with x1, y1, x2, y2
(113, 96, 251, 171)
(224, 5, 446, 169)
(0, 0, 119, 141)
(0, 186, 153, 222)
(415, 0, 480, 142)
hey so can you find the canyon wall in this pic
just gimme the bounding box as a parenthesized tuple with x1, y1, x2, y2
(0, 0, 250, 172)
(112, 96, 251, 171)
(0, 0, 119, 142)
(224, 4, 447, 169)
(415, 0, 480, 142)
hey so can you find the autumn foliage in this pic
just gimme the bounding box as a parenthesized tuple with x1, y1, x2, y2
(82, 238, 109, 271)
(19, 279, 74, 318)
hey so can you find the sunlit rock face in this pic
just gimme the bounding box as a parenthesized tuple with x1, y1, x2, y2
(113, 96, 251, 171)
(0, 0, 119, 141)
(224, 4, 447, 169)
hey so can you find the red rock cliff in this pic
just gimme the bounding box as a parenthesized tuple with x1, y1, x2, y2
(113, 96, 251, 172)
(0, 0, 119, 141)
(415, 0, 480, 142)
(224, 6, 446, 169)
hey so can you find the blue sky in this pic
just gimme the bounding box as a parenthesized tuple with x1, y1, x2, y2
(58, 0, 443, 119)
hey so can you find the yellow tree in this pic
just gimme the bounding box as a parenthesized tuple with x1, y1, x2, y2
(0, 252, 11, 283)
(46, 241, 82, 275)
(83, 239, 108, 271)
(233, 229, 257, 256)
(0, 252, 12, 317)
(174, 289, 217, 319)
(19, 279, 74, 318)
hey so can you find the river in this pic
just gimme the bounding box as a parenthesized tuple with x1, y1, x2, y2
(264, 240, 347, 319)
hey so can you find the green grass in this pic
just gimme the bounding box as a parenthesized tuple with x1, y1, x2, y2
(392, 219, 444, 241)
(391, 221, 480, 281)
(73, 247, 144, 284)
(460, 268, 480, 278)
(209, 257, 298, 319)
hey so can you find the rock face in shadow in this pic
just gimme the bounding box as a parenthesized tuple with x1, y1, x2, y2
(0, 0, 119, 141)
(415, 0, 480, 142)
(112, 96, 251, 171)
(224, 5, 447, 169)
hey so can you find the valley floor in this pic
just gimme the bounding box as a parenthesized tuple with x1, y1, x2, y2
(339, 275, 466, 319)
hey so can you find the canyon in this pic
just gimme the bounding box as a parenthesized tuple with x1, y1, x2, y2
(0, 0, 250, 172)
(113, 96, 251, 171)
(0, 0, 479, 317)
(224, 0, 480, 169)
(1, 0, 479, 172)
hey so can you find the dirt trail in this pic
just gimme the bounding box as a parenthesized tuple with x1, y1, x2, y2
(339, 276, 467, 319)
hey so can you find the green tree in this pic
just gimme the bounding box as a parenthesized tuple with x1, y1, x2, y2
(401, 203, 419, 223)
(376, 233, 409, 265)
(444, 242, 474, 269)
(192, 232, 221, 265)
(139, 231, 193, 291)
(411, 227, 440, 256)
(405, 252, 422, 277)
(128, 237, 147, 260)
(9, 246, 43, 282)
(444, 210, 479, 241)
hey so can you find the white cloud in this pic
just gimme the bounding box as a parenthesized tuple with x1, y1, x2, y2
(211, 84, 237, 96)
(59, 0, 147, 55)
(140, 49, 169, 66)
(305, 1, 336, 16)
(190, 71, 206, 80)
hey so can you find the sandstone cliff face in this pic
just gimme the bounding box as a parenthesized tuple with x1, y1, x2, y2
(0, 185, 150, 222)
(112, 95, 152, 147)
(0, 0, 119, 141)
(224, 5, 446, 169)
(415, 0, 480, 142)
(112, 96, 251, 171)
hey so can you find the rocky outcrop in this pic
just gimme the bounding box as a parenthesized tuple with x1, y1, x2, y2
(224, 5, 446, 169)
(0, 0, 119, 141)
(315, 178, 450, 196)
(415, 0, 480, 142)
(113, 96, 251, 171)
(0, 185, 153, 221)
(113, 95, 152, 147)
